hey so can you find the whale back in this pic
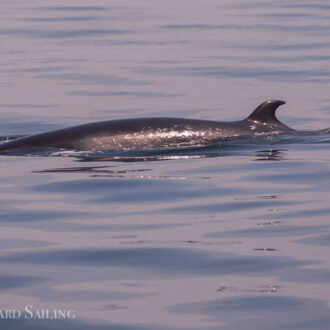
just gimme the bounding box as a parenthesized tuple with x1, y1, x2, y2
(245, 100, 294, 131)
(0, 99, 296, 153)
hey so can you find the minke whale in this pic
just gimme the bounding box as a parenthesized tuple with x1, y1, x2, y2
(0, 100, 293, 153)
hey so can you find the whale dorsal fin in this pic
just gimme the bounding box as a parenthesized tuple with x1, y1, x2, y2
(246, 100, 286, 125)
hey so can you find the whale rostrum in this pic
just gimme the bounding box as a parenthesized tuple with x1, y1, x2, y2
(0, 100, 293, 153)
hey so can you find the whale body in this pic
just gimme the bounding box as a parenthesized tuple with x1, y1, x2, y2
(0, 100, 293, 153)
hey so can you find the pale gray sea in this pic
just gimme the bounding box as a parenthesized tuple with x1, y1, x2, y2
(0, 1, 330, 329)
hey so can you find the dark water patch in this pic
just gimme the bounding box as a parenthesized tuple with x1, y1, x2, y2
(0, 318, 180, 330)
(297, 233, 330, 246)
(34, 6, 109, 12)
(236, 195, 279, 200)
(170, 295, 302, 313)
(288, 318, 330, 330)
(0, 239, 50, 249)
(251, 169, 330, 184)
(92, 106, 209, 120)
(68, 90, 182, 98)
(0, 247, 306, 276)
(169, 156, 304, 176)
(211, 54, 330, 64)
(254, 207, 330, 220)
(281, 268, 330, 283)
(91, 40, 186, 47)
(168, 295, 330, 330)
(255, 24, 330, 33)
(37, 73, 150, 86)
(303, 78, 330, 83)
(229, 1, 330, 11)
(283, 3, 330, 11)
(60, 222, 188, 233)
(233, 42, 330, 51)
(0, 120, 61, 136)
(0, 104, 59, 108)
(23, 16, 105, 22)
(0, 274, 45, 290)
(227, 1, 281, 9)
(93, 107, 150, 117)
(168, 200, 294, 215)
(12, 66, 72, 73)
(0, 29, 131, 39)
(137, 65, 330, 83)
(161, 23, 330, 33)
(254, 12, 314, 18)
(40, 289, 151, 303)
(158, 23, 215, 31)
(32, 177, 236, 204)
(0, 210, 184, 231)
(206, 225, 330, 239)
(0, 210, 84, 223)
(1, 319, 187, 330)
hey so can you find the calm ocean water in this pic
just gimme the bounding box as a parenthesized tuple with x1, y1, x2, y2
(0, 1, 330, 329)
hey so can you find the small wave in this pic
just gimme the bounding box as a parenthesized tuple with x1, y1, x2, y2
(0, 135, 25, 142)
(49, 144, 222, 162)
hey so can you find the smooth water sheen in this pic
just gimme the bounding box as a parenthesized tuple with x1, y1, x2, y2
(0, 1, 330, 329)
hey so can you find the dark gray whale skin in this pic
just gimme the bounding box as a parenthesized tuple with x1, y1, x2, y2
(0, 100, 293, 153)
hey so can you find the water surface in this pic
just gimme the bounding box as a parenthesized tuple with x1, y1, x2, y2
(0, 1, 330, 329)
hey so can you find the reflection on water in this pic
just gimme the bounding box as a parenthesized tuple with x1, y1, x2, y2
(1, 0, 330, 329)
